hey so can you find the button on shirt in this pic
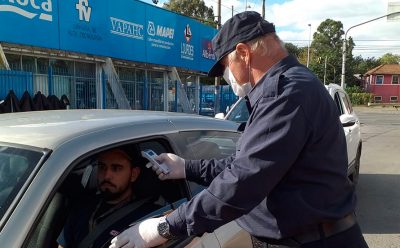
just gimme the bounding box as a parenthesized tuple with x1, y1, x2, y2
(166, 55, 356, 240)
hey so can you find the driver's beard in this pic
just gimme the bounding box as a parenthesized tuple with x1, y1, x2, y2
(101, 189, 126, 202)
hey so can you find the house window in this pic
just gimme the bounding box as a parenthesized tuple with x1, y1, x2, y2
(390, 96, 398, 102)
(392, 75, 399, 84)
(376, 75, 384, 84)
(374, 96, 382, 102)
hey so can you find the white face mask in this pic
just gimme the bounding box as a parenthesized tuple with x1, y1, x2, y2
(223, 67, 252, 98)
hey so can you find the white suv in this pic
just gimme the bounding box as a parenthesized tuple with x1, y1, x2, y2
(216, 83, 362, 185)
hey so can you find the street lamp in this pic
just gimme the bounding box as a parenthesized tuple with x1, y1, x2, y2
(306, 24, 311, 68)
(245, 0, 251, 11)
(341, 11, 400, 89)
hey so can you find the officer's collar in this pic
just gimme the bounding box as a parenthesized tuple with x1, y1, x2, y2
(247, 55, 300, 107)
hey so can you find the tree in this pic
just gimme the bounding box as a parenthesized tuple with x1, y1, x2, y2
(379, 53, 400, 64)
(352, 56, 380, 74)
(309, 19, 347, 85)
(163, 0, 216, 27)
(284, 42, 301, 58)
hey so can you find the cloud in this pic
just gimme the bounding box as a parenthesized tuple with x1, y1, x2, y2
(203, 0, 400, 58)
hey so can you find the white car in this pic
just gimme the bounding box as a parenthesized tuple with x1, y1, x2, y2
(216, 83, 362, 185)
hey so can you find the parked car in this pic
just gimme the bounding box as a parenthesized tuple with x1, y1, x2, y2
(215, 83, 362, 185)
(0, 110, 252, 248)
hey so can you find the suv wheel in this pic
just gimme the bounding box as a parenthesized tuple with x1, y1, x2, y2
(350, 146, 361, 185)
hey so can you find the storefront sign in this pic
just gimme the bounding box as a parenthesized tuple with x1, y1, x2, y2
(0, 0, 217, 73)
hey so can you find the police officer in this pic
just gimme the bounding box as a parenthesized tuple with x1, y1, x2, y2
(110, 11, 369, 248)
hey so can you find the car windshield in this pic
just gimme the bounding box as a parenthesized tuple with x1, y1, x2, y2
(0, 145, 45, 219)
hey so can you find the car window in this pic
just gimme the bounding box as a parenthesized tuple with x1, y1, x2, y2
(334, 92, 344, 115)
(25, 139, 191, 248)
(226, 98, 249, 123)
(174, 130, 240, 160)
(0, 145, 45, 220)
(170, 130, 240, 197)
(339, 91, 353, 114)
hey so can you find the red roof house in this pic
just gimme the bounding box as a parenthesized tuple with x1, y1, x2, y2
(364, 64, 400, 103)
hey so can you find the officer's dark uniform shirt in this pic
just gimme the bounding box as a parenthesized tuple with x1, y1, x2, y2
(57, 196, 159, 248)
(167, 55, 356, 239)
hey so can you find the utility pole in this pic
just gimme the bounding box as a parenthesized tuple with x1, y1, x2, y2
(214, 0, 222, 115)
(306, 24, 311, 68)
(262, 0, 265, 19)
(324, 56, 327, 85)
(216, 0, 221, 28)
(323, 56, 336, 85)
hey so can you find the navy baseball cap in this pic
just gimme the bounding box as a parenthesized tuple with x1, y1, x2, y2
(208, 11, 276, 77)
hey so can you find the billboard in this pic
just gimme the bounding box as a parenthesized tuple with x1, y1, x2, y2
(0, 0, 59, 49)
(0, 0, 217, 73)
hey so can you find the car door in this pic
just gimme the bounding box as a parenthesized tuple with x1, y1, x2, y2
(169, 130, 253, 248)
(333, 91, 359, 169)
(24, 137, 196, 248)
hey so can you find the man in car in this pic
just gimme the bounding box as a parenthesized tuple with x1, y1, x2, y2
(57, 148, 158, 248)
(110, 11, 368, 248)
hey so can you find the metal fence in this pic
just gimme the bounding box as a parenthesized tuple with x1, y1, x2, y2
(4, 59, 97, 109)
(1, 65, 238, 115)
(0, 70, 33, 100)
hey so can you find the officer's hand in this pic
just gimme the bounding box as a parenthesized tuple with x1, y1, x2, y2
(109, 217, 167, 248)
(146, 153, 186, 180)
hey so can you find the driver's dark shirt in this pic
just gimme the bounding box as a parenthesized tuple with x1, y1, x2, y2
(57, 195, 159, 248)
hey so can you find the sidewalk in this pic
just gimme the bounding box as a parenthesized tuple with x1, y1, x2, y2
(354, 105, 400, 114)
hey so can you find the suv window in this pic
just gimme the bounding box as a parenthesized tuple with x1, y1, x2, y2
(334, 92, 344, 115)
(339, 91, 353, 114)
(226, 98, 249, 123)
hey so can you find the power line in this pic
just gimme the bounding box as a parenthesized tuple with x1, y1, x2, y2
(208, 0, 241, 14)
(354, 39, 400, 42)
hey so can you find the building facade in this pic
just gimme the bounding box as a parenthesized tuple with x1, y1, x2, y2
(364, 64, 400, 104)
(0, 0, 218, 113)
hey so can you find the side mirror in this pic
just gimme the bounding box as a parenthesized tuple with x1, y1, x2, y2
(215, 113, 225, 119)
(340, 114, 357, 127)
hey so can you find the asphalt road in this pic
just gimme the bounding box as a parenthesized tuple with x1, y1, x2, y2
(353, 106, 400, 248)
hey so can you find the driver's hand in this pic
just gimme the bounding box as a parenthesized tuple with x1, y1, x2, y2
(109, 217, 167, 248)
(146, 153, 186, 180)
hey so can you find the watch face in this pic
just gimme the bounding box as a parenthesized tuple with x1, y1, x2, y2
(158, 218, 172, 239)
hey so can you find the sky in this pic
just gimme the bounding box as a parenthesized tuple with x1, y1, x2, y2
(142, 0, 400, 59)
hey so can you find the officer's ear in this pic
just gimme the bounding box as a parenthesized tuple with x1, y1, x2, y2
(235, 43, 251, 62)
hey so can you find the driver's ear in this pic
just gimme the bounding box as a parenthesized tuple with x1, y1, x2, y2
(130, 167, 140, 182)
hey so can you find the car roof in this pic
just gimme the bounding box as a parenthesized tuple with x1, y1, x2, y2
(0, 110, 238, 149)
(325, 83, 344, 95)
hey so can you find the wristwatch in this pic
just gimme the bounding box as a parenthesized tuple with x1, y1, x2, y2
(157, 216, 175, 240)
